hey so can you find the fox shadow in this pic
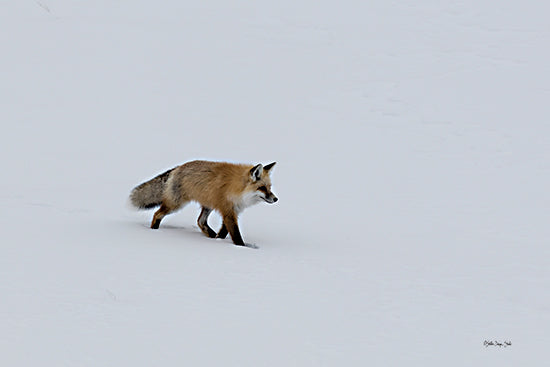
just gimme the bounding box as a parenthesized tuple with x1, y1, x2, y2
(135, 222, 259, 249)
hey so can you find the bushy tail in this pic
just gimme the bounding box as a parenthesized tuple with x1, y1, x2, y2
(129, 168, 174, 209)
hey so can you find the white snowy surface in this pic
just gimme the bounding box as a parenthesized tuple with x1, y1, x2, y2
(2, 1, 549, 365)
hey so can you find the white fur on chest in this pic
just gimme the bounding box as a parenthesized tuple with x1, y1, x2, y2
(232, 191, 262, 214)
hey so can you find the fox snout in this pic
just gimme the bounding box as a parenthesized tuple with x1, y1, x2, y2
(260, 190, 278, 204)
(256, 184, 278, 204)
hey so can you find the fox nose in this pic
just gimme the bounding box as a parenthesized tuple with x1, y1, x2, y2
(273, 197, 278, 202)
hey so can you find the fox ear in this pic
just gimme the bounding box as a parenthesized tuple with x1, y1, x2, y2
(264, 162, 276, 172)
(250, 164, 263, 181)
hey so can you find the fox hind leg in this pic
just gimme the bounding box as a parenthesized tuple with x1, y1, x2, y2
(197, 207, 217, 238)
(151, 200, 186, 229)
(151, 203, 172, 229)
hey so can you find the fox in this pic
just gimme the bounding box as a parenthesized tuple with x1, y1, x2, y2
(129, 160, 278, 247)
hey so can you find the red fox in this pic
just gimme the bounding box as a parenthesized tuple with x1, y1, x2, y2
(129, 160, 278, 247)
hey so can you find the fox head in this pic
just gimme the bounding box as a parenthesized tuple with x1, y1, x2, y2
(248, 162, 278, 204)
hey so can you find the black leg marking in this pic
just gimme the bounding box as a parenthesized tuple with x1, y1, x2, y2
(216, 224, 228, 239)
(151, 203, 171, 229)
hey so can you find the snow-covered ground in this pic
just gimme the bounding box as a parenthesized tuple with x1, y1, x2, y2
(2, 1, 549, 365)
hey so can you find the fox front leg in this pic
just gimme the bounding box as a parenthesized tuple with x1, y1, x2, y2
(216, 224, 228, 239)
(222, 214, 246, 246)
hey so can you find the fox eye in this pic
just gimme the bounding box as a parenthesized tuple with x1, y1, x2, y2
(257, 186, 268, 193)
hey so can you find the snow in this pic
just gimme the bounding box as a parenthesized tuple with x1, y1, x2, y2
(2, 0, 549, 365)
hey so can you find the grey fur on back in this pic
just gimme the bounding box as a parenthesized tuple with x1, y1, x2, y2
(130, 168, 174, 209)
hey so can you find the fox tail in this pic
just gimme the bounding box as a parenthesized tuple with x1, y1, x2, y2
(129, 168, 174, 209)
